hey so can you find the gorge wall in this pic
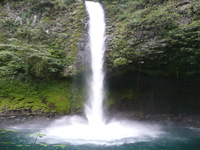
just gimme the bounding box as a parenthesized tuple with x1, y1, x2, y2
(0, 0, 86, 114)
(0, 0, 200, 121)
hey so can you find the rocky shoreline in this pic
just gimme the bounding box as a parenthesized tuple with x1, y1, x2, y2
(0, 114, 56, 128)
(0, 112, 200, 129)
(113, 112, 200, 128)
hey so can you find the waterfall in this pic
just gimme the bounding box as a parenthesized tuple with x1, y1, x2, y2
(85, 1, 106, 126)
(39, 1, 163, 145)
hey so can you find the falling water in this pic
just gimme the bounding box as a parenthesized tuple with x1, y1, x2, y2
(27, 1, 164, 145)
(85, 1, 106, 126)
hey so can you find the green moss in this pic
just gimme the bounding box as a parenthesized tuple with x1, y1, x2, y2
(0, 0, 86, 114)
(105, 97, 115, 108)
(0, 78, 84, 114)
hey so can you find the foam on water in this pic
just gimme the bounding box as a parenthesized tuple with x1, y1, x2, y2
(39, 116, 163, 145)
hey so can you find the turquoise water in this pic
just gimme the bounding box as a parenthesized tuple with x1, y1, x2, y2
(0, 124, 200, 150)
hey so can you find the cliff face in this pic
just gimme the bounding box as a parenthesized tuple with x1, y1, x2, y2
(102, 0, 200, 120)
(0, 0, 85, 78)
(0, 0, 86, 115)
(1, 0, 200, 117)
(104, 0, 200, 76)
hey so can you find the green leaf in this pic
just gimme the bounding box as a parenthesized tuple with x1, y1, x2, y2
(40, 144, 47, 147)
(0, 129, 18, 136)
(54, 145, 66, 148)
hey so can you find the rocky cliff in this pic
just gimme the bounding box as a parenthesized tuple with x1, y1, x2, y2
(0, 0, 86, 115)
(104, 0, 200, 77)
(0, 0, 200, 119)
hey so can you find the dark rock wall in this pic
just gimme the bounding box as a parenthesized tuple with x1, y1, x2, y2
(106, 70, 200, 116)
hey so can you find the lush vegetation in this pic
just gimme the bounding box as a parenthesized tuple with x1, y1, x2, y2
(0, 77, 84, 114)
(0, 0, 85, 114)
(104, 0, 200, 76)
(1, 0, 200, 115)
(0, 0, 85, 78)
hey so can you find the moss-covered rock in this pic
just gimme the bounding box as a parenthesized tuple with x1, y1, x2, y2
(0, 0, 86, 115)
(0, 77, 84, 115)
(104, 0, 200, 76)
(0, 0, 85, 78)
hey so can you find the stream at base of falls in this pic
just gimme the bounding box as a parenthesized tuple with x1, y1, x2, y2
(1, 121, 200, 150)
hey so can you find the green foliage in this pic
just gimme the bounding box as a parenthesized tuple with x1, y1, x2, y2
(163, 20, 200, 67)
(105, 0, 200, 76)
(0, 44, 64, 78)
(0, 129, 18, 136)
(40, 144, 47, 147)
(54, 145, 67, 148)
(0, 0, 85, 79)
(0, 77, 83, 114)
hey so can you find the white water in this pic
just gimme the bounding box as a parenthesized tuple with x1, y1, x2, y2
(85, 0, 106, 126)
(36, 1, 164, 145)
